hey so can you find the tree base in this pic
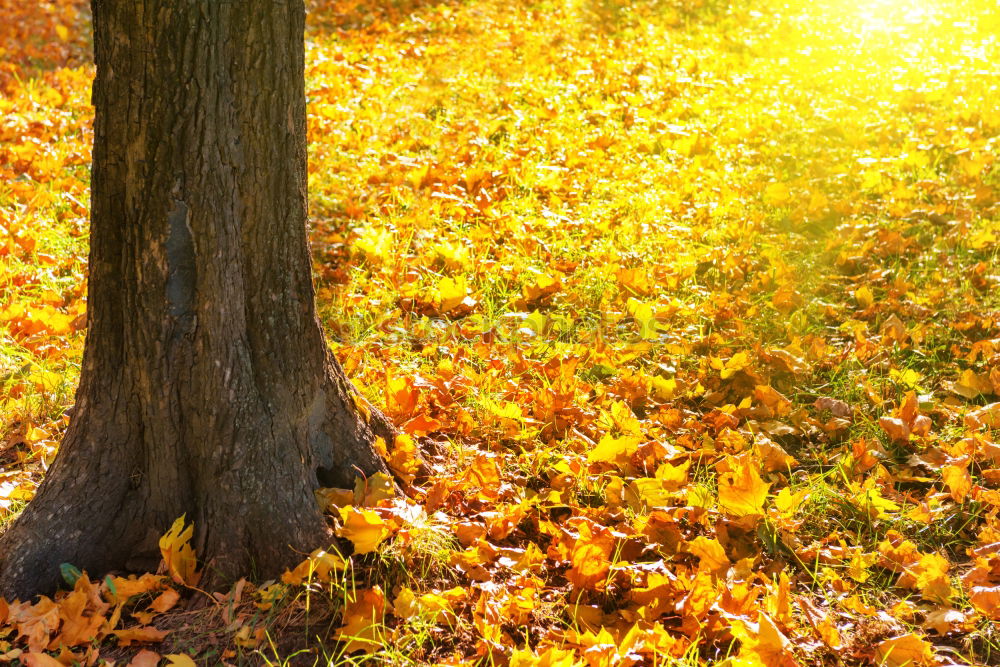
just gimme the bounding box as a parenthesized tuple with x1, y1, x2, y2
(0, 359, 390, 600)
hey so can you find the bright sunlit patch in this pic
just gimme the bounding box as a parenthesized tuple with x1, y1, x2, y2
(855, 0, 937, 35)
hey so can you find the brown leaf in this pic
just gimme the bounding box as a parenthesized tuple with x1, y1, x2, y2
(114, 626, 170, 646)
(815, 396, 852, 418)
(128, 649, 162, 667)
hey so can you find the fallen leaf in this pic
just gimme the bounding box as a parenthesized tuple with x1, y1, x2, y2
(158, 515, 201, 586)
(114, 626, 169, 646)
(875, 633, 936, 666)
(128, 649, 162, 667)
(718, 455, 769, 516)
(334, 587, 385, 655)
(338, 506, 391, 554)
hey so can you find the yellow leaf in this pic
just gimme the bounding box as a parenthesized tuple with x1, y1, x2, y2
(719, 351, 751, 380)
(965, 402, 1000, 429)
(655, 460, 689, 489)
(338, 506, 390, 554)
(158, 515, 200, 587)
(651, 375, 677, 400)
(807, 190, 828, 213)
(763, 182, 791, 206)
(315, 486, 355, 512)
(436, 275, 468, 313)
(387, 433, 422, 485)
(353, 472, 395, 506)
(718, 456, 769, 516)
(913, 553, 954, 603)
(942, 462, 971, 503)
(587, 434, 640, 465)
(106, 573, 165, 602)
(392, 587, 456, 625)
(730, 612, 796, 667)
(963, 559, 1000, 620)
(54, 575, 108, 647)
(282, 548, 346, 585)
(522, 271, 561, 303)
(624, 478, 674, 512)
(164, 655, 197, 667)
(951, 369, 993, 398)
(854, 285, 874, 308)
(510, 646, 578, 667)
(889, 368, 923, 390)
(875, 633, 936, 666)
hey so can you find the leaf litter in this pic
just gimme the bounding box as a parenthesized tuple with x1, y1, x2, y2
(2, 0, 1000, 664)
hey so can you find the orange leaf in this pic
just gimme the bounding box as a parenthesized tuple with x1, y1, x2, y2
(12, 596, 60, 653)
(106, 573, 165, 602)
(22, 653, 64, 667)
(966, 402, 1000, 429)
(114, 626, 170, 646)
(334, 587, 385, 655)
(149, 588, 181, 614)
(53, 575, 109, 647)
(566, 521, 613, 591)
(686, 536, 729, 575)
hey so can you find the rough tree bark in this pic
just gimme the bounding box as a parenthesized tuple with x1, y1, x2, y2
(0, 0, 391, 598)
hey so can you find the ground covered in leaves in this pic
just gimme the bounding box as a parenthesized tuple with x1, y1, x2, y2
(2, 0, 1000, 664)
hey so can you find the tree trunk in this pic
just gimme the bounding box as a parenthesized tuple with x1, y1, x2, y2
(0, 0, 391, 599)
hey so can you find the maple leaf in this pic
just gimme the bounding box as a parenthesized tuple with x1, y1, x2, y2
(875, 633, 936, 667)
(686, 536, 729, 575)
(282, 548, 347, 585)
(334, 587, 385, 655)
(587, 434, 641, 465)
(965, 402, 1000, 429)
(338, 506, 390, 554)
(565, 520, 613, 591)
(730, 612, 798, 667)
(128, 650, 162, 667)
(386, 433, 422, 484)
(105, 573, 165, 603)
(962, 556, 1000, 620)
(941, 460, 971, 503)
(149, 588, 181, 614)
(158, 515, 201, 587)
(718, 455, 769, 516)
(22, 654, 64, 667)
(52, 574, 108, 648)
(113, 626, 170, 645)
(11, 597, 59, 653)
